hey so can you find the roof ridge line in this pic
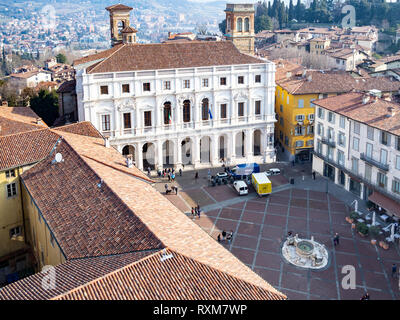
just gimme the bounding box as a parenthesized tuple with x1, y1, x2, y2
(80, 154, 154, 184)
(0, 126, 49, 139)
(50, 248, 165, 300)
(87, 43, 127, 74)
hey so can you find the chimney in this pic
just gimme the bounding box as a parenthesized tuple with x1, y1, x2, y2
(388, 107, 396, 117)
(126, 155, 133, 168)
(307, 74, 312, 82)
(286, 71, 292, 79)
(382, 93, 391, 101)
(362, 94, 370, 104)
(104, 137, 110, 148)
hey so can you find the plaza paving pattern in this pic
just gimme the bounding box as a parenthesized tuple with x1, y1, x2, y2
(195, 188, 400, 300)
(154, 165, 400, 300)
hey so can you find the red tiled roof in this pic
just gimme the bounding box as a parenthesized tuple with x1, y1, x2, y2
(56, 80, 76, 94)
(0, 129, 60, 171)
(53, 121, 103, 139)
(313, 92, 400, 136)
(0, 116, 41, 137)
(105, 4, 133, 11)
(73, 44, 125, 66)
(80, 42, 265, 74)
(54, 249, 286, 300)
(0, 107, 47, 127)
(21, 139, 164, 259)
(0, 251, 154, 300)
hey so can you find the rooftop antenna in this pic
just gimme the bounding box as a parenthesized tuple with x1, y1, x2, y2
(51, 153, 64, 164)
(160, 248, 173, 262)
(97, 179, 104, 188)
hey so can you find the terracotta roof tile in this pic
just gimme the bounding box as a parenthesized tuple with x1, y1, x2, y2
(0, 116, 41, 137)
(21, 139, 164, 259)
(314, 92, 400, 135)
(0, 107, 47, 127)
(54, 121, 103, 139)
(73, 44, 125, 66)
(0, 129, 60, 171)
(54, 249, 286, 300)
(84, 42, 265, 74)
(0, 251, 154, 300)
(56, 80, 76, 94)
(105, 4, 133, 11)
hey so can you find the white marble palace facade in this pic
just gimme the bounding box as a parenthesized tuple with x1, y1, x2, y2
(75, 59, 276, 170)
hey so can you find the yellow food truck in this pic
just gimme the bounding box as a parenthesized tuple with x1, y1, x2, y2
(251, 172, 272, 197)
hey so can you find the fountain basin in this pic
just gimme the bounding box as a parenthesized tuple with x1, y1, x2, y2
(296, 240, 314, 257)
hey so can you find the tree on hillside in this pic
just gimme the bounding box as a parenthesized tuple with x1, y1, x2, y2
(30, 89, 59, 126)
(255, 15, 273, 32)
(219, 19, 226, 34)
(56, 53, 67, 64)
(289, 0, 295, 21)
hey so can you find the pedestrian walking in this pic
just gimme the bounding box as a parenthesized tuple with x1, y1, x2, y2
(168, 173, 171, 182)
(217, 234, 221, 242)
(175, 186, 178, 195)
(222, 230, 227, 241)
(179, 168, 182, 177)
(195, 172, 199, 179)
(147, 167, 151, 176)
(191, 207, 195, 217)
(312, 171, 316, 180)
(292, 160, 295, 167)
(333, 233, 339, 246)
(360, 292, 370, 300)
(392, 264, 397, 278)
(226, 230, 233, 243)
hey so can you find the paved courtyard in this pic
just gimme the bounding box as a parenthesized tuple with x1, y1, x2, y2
(153, 164, 400, 300)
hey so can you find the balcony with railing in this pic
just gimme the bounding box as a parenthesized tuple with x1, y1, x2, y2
(313, 150, 400, 202)
(321, 137, 336, 148)
(360, 153, 389, 171)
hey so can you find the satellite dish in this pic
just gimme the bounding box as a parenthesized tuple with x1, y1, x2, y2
(55, 153, 63, 163)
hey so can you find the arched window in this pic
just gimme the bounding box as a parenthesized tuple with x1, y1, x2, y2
(117, 21, 125, 34)
(202, 98, 209, 121)
(163, 102, 172, 125)
(183, 100, 191, 123)
(244, 18, 250, 32)
(227, 16, 231, 32)
(237, 18, 243, 32)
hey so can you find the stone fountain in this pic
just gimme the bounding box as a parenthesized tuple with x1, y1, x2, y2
(282, 234, 329, 269)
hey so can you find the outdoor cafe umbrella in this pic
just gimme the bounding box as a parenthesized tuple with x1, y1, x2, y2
(390, 223, 395, 242)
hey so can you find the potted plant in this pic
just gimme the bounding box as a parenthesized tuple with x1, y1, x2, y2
(379, 240, 389, 250)
(356, 222, 369, 237)
(347, 211, 358, 224)
(369, 226, 380, 245)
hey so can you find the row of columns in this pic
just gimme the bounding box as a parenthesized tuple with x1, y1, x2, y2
(118, 129, 273, 171)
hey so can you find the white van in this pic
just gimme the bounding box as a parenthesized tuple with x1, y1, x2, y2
(266, 168, 281, 176)
(233, 181, 248, 195)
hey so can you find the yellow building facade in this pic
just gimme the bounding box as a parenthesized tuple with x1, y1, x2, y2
(21, 183, 66, 270)
(275, 86, 317, 162)
(0, 167, 29, 257)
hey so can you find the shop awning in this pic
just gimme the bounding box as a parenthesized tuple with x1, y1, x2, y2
(368, 191, 400, 218)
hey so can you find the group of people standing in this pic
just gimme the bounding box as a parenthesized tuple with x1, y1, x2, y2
(191, 205, 201, 219)
(158, 168, 178, 181)
(217, 230, 234, 243)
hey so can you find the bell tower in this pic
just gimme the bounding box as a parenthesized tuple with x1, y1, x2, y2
(225, 3, 255, 55)
(106, 4, 133, 47)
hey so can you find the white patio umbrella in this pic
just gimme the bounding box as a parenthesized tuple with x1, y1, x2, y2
(390, 224, 395, 242)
